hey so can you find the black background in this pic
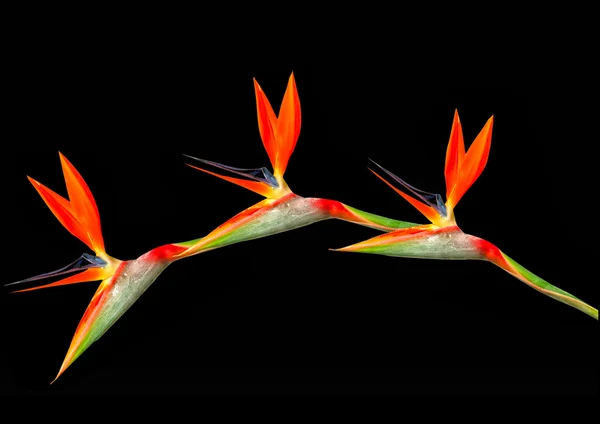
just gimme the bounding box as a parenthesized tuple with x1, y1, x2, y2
(2, 53, 597, 395)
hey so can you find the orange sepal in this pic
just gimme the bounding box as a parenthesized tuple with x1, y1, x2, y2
(59, 153, 104, 253)
(444, 109, 465, 201)
(9, 268, 106, 293)
(274, 72, 301, 176)
(254, 78, 279, 171)
(447, 116, 494, 208)
(254, 73, 301, 178)
(27, 176, 95, 251)
(185, 164, 274, 198)
(369, 169, 444, 226)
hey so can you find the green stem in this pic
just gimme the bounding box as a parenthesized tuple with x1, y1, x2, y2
(499, 253, 598, 320)
(342, 204, 418, 230)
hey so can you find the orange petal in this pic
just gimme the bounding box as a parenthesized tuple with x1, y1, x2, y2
(369, 169, 443, 226)
(10, 268, 105, 293)
(186, 164, 274, 198)
(274, 72, 301, 176)
(59, 153, 104, 253)
(254, 78, 278, 171)
(447, 116, 494, 208)
(27, 176, 93, 251)
(444, 109, 465, 201)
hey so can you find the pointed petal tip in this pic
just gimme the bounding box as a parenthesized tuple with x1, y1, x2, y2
(51, 338, 81, 384)
(9, 287, 33, 294)
(58, 151, 70, 167)
(51, 369, 64, 385)
(51, 364, 67, 384)
(328, 247, 351, 253)
(330, 245, 357, 253)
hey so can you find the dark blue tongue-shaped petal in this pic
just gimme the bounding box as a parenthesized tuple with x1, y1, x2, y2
(182, 155, 279, 188)
(369, 159, 448, 217)
(5, 253, 107, 288)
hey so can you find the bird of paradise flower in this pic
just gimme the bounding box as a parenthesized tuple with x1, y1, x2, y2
(334, 110, 598, 320)
(6, 73, 417, 382)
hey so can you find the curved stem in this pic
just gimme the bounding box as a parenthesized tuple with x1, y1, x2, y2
(491, 251, 598, 320)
